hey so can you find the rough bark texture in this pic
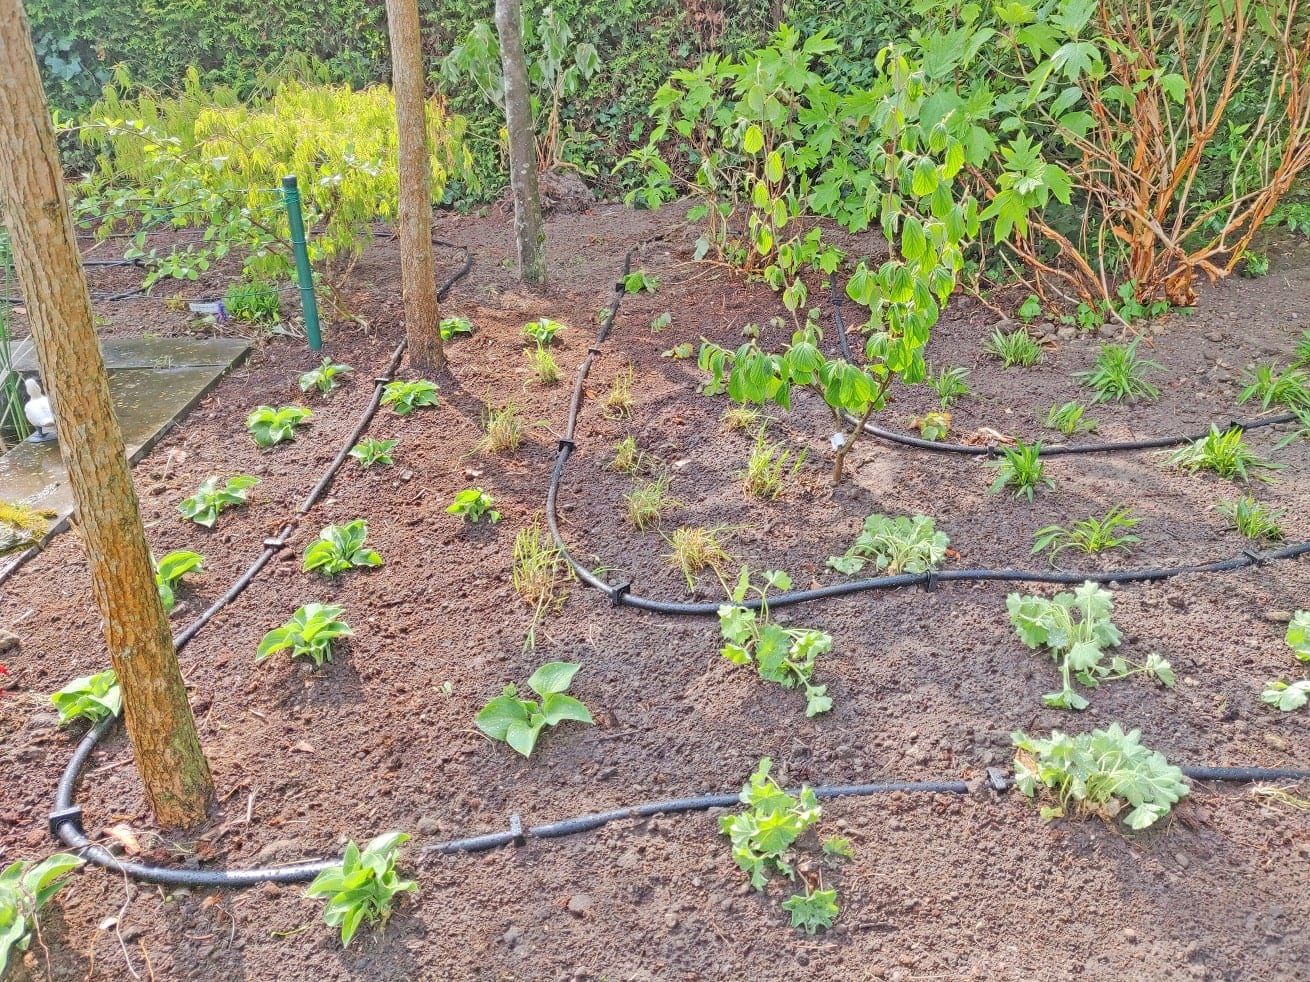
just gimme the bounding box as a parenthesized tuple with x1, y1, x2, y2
(495, 0, 548, 286)
(0, 0, 214, 827)
(384, 0, 443, 370)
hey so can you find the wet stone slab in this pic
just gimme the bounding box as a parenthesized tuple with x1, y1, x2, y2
(10, 336, 248, 372)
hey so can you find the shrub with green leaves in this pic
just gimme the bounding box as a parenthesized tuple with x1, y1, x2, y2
(349, 438, 397, 468)
(984, 328, 1042, 368)
(447, 489, 499, 524)
(303, 520, 382, 576)
(1007, 582, 1173, 710)
(1165, 426, 1281, 483)
(719, 568, 832, 717)
(51, 668, 121, 725)
(247, 405, 312, 447)
(177, 475, 258, 528)
(439, 316, 474, 341)
(475, 662, 593, 757)
(828, 514, 948, 576)
(305, 832, 417, 948)
(720, 758, 838, 934)
(988, 441, 1053, 501)
(522, 318, 565, 347)
(299, 357, 353, 396)
(154, 549, 204, 611)
(381, 379, 439, 416)
(1, 853, 83, 975)
(257, 603, 353, 667)
(1217, 495, 1284, 543)
(1012, 724, 1189, 830)
(1031, 506, 1141, 564)
(1044, 401, 1097, 436)
(1073, 338, 1163, 403)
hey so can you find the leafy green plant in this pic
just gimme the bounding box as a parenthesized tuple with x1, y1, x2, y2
(476, 403, 523, 453)
(303, 520, 382, 576)
(1293, 331, 1310, 369)
(1074, 339, 1163, 404)
(720, 758, 838, 934)
(625, 474, 679, 531)
(1012, 724, 1189, 829)
(988, 441, 1053, 502)
(1113, 281, 1171, 324)
(662, 342, 693, 360)
(1262, 679, 1310, 712)
(349, 437, 396, 468)
(666, 526, 734, 592)
(828, 514, 948, 576)
(154, 549, 204, 611)
(257, 603, 353, 667)
(512, 520, 569, 647)
(1288, 611, 1310, 662)
(1217, 495, 1284, 543)
(447, 489, 499, 524)
(304, 832, 416, 947)
(50, 668, 121, 725)
(721, 405, 763, 432)
(909, 411, 950, 441)
(601, 364, 635, 419)
(246, 405, 312, 447)
(1008, 582, 1173, 710)
(925, 365, 971, 409)
(984, 328, 1042, 368)
(610, 435, 647, 475)
(719, 567, 832, 717)
(177, 475, 258, 528)
(527, 345, 560, 385)
(650, 312, 672, 333)
(522, 318, 565, 347)
(1045, 401, 1097, 436)
(1240, 251, 1270, 278)
(1238, 363, 1310, 412)
(298, 357, 353, 396)
(224, 280, 280, 322)
(381, 379, 439, 416)
(741, 427, 804, 500)
(475, 662, 593, 757)
(439, 316, 474, 341)
(1031, 507, 1141, 564)
(1165, 426, 1281, 483)
(1017, 295, 1042, 321)
(0, 853, 83, 975)
(623, 270, 659, 294)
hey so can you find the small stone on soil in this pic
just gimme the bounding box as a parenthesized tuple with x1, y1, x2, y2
(567, 894, 592, 917)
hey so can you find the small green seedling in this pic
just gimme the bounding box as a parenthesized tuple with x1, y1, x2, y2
(1012, 724, 1188, 829)
(1073, 338, 1162, 403)
(721, 405, 763, 432)
(298, 357, 353, 396)
(475, 662, 593, 757)
(610, 435, 647, 475)
(662, 343, 694, 359)
(909, 411, 950, 441)
(1238, 363, 1310, 412)
(303, 520, 382, 576)
(741, 427, 804, 499)
(602, 364, 635, 419)
(1165, 426, 1281, 483)
(177, 475, 258, 528)
(624, 270, 659, 293)
(247, 405, 311, 448)
(349, 437, 397, 468)
(0, 853, 84, 974)
(1044, 401, 1097, 436)
(625, 473, 679, 530)
(223, 280, 279, 322)
(154, 549, 204, 612)
(925, 365, 971, 409)
(51, 668, 121, 725)
(828, 513, 948, 576)
(988, 441, 1053, 501)
(381, 379, 440, 416)
(305, 832, 417, 947)
(522, 318, 565, 347)
(257, 603, 353, 666)
(1262, 679, 1310, 711)
(984, 328, 1042, 368)
(650, 311, 672, 333)
(719, 567, 833, 716)
(439, 316, 474, 341)
(1217, 495, 1284, 542)
(448, 488, 500, 524)
(527, 345, 560, 385)
(1240, 251, 1270, 278)
(1031, 506, 1141, 564)
(1017, 295, 1042, 321)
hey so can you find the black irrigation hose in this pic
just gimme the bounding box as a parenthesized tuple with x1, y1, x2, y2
(829, 281, 1300, 456)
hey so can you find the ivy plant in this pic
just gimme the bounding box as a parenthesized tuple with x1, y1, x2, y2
(827, 513, 948, 576)
(177, 475, 258, 528)
(1, 853, 83, 975)
(257, 603, 353, 667)
(153, 549, 204, 612)
(246, 405, 312, 448)
(475, 662, 593, 757)
(381, 379, 439, 416)
(51, 668, 121, 726)
(303, 520, 382, 576)
(305, 831, 417, 947)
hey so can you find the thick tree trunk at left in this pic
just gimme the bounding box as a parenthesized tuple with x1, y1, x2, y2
(495, 0, 548, 285)
(0, 0, 214, 827)
(385, 0, 443, 370)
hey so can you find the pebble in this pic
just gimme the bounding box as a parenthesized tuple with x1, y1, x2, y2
(1174, 852, 1191, 870)
(503, 925, 522, 946)
(1123, 928, 1138, 943)
(1264, 733, 1290, 752)
(0, 629, 20, 653)
(416, 816, 441, 835)
(567, 893, 592, 917)
(1056, 326, 1077, 341)
(1265, 610, 1293, 623)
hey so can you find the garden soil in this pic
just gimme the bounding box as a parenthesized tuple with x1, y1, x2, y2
(2, 203, 1309, 981)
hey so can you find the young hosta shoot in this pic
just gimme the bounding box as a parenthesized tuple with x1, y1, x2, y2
(1073, 339, 1163, 403)
(51, 668, 121, 725)
(1165, 426, 1281, 483)
(448, 488, 500, 524)
(246, 405, 312, 447)
(0, 853, 83, 974)
(475, 662, 593, 757)
(522, 318, 565, 347)
(381, 379, 439, 416)
(153, 549, 204, 611)
(1216, 495, 1284, 543)
(303, 520, 382, 576)
(1012, 725, 1189, 830)
(1031, 506, 1141, 565)
(257, 603, 353, 666)
(719, 568, 833, 716)
(828, 513, 948, 576)
(177, 475, 258, 528)
(304, 832, 417, 947)
(439, 316, 474, 341)
(349, 437, 397, 468)
(988, 441, 1052, 501)
(298, 357, 353, 396)
(1008, 582, 1173, 710)
(1044, 401, 1097, 436)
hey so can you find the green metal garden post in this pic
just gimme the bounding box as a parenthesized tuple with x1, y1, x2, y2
(280, 174, 322, 351)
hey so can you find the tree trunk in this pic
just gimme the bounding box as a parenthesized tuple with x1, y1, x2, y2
(495, 0, 548, 286)
(384, 0, 443, 370)
(0, 0, 214, 827)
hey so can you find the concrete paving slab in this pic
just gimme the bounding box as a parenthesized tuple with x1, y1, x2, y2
(10, 336, 248, 372)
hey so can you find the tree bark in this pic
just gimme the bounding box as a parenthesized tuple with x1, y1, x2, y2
(384, 0, 443, 370)
(495, 0, 548, 286)
(0, 0, 213, 827)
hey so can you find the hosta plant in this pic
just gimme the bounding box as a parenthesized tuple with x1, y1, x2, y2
(298, 357, 353, 396)
(177, 475, 258, 528)
(439, 316, 474, 341)
(0, 853, 83, 975)
(719, 567, 832, 717)
(828, 514, 948, 576)
(51, 669, 121, 725)
(623, 270, 659, 294)
(247, 405, 312, 447)
(522, 318, 564, 347)
(447, 489, 500, 524)
(475, 662, 593, 757)
(349, 438, 397, 468)
(1012, 725, 1189, 830)
(153, 549, 204, 612)
(303, 520, 382, 576)
(257, 603, 353, 667)
(305, 832, 417, 947)
(381, 379, 439, 416)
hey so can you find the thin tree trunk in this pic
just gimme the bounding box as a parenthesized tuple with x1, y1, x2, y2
(495, 0, 548, 285)
(0, 0, 213, 827)
(384, 0, 443, 370)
